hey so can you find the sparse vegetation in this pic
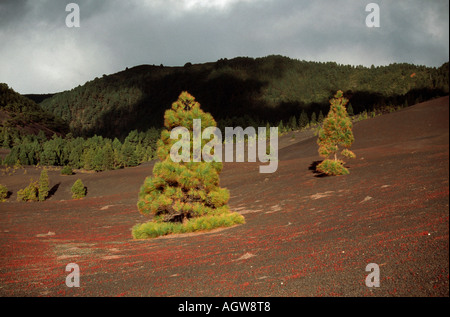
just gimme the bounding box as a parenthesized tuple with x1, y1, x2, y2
(0, 184, 8, 202)
(17, 179, 39, 202)
(71, 179, 86, 199)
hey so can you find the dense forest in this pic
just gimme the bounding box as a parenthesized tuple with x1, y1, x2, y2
(1, 55, 448, 171)
(1, 129, 159, 171)
(0, 84, 158, 170)
(0, 83, 68, 138)
(37, 55, 449, 138)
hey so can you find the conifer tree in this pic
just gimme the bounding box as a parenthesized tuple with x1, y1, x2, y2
(0, 184, 8, 202)
(289, 115, 297, 131)
(277, 120, 285, 133)
(38, 169, 49, 201)
(318, 110, 324, 123)
(101, 143, 114, 171)
(17, 179, 39, 202)
(135, 92, 244, 237)
(316, 90, 356, 176)
(310, 112, 317, 125)
(71, 179, 86, 199)
(347, 103, 354, 116)
(299, 110, 309, 129)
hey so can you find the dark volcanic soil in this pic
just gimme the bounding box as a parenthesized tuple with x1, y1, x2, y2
(0, 97, 448, 297)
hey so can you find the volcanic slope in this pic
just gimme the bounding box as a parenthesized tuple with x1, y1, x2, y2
(0, 96, 448, 296)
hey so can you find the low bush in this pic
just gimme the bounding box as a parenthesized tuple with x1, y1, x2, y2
(17, 180, 39, 202)
(61, 166, 73, 175)
(0, 184, 8, 202)
(132, 212, 245, 239)
(316, 159, 349, 176)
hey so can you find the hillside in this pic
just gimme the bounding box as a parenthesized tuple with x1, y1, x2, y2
(0, 96, 447, 296)
(38, 56, 449, 138)
(0, 84, 68, 145)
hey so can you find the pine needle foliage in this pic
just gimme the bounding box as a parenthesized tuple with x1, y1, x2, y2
(38, 169, 50, 201)
(17, 179, 39, 202)
(317, 90, 356, 176)
(136, 92, 244, 238)
(0, 184, 8, 202)
(71, 179, 86, 199)
(61, 165, 73, 175)
(132, 212, 245, 239)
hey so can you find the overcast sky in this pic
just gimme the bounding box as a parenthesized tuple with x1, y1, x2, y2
(0, 0, 448, 94)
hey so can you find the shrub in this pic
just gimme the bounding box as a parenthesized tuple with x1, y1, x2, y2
(316, 159, 349, 176)
(0, 184, 8, 202)
(132, 212, 245, 239)
(17, 180, 39, 202)
(316, 90, 356, 176)
(71, 179, 86, 199)
(38, 169, 49, 201)
(61, 166, 73, 175)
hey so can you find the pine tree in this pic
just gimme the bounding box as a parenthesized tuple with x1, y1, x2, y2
(101, 143, 114, 170)
(82, 148, 96, 170)
(121, 141, 139, 167)
(347, 103, 354, 116)
(17, 179, 39, 202)
(0, 184, 8, 202)
(71, 179, 86, 199)
(310, 112, 317, 125)
(318, 110, 324, 123)
(277, 120, 285, 133)
(38, 169, 50, 201)
(316, 90, 356, 176)
(289, 115, 297, 131)
(299, 110, 309, 129)
(135, 92, 244, 237)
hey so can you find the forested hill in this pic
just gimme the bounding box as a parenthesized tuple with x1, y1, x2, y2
(38, 55, 449, 138)
(0, 84, 68, 142)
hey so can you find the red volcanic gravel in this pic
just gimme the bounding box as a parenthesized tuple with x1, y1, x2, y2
(0, 97, 448, 297)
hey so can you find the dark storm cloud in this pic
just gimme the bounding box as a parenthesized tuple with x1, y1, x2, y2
(0, 0, 448, 94)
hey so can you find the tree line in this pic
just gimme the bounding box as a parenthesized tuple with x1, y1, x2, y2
(36, 56, 449, 138)
(1, 128, 159, 171)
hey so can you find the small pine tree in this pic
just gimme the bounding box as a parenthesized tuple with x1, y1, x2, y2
(316, 90, 356, 176)
(71, 179, 86, 199)
(0, 184, 8, 202)
(289, 115, 297, 131)
(318, 110, 324, 123)
(299, 110, 309, 129)
(135, 92, 244, 237)
(17, 179, 39, 202)
(347, 103, 354, 116)
(38, 169, 49, 201)
(101, 143, 114, 170)
(310, 112, 317, 125)
(277, 120, 285, 133)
